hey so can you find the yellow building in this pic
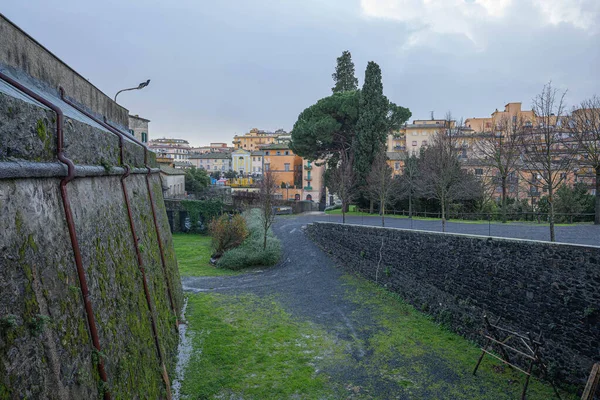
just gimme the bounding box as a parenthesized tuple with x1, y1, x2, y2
(232, 128, 287, 150)
(231, 148, 252, 176)
(465, 102, 535, 133)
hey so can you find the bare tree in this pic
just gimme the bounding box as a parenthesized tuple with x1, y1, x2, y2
(396, 152, 419, 218)
(328, 152, 357, 224)
(257, 169, 278, 250)
(519, 82, 577, 241)
(419, 114, 482, 231)
(366, 148, 395, 226)
(474, 115, 523, 222)
(568, 95, 600, 224)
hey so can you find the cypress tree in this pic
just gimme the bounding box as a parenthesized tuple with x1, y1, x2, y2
(354, 61, 388, 185)
(331, 50, 359, 93)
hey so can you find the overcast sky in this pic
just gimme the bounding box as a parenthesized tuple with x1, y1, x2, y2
(4, 0, 599, 146)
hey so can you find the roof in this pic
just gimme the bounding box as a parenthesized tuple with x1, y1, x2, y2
(250, 150, 265, 156)
(129, 114, 150, 122)
(189, 152, 231, 159)
(386, 152, 405, 161)
(261, 143, 291, 151)
(159, 165, 186, 175)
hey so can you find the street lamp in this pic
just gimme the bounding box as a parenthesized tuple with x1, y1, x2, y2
(114, 79, 150, 102)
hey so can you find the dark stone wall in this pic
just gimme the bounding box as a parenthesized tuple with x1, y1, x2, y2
(307, 222, 600, 384)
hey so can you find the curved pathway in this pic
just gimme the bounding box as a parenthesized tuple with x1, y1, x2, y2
(181, 214, 578, 399)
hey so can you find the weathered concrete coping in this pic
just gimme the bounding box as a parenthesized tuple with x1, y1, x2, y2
(309, 221, 600, 249)
(0, 161, 160, 180)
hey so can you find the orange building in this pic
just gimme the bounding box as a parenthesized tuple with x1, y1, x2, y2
(262, 143, 303, 199)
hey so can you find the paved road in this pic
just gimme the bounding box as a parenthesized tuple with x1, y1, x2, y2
(308, 212, 600, 246)
(181, 215, 576, 399)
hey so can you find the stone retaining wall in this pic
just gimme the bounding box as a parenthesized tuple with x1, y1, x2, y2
(307, 222, 600, 384)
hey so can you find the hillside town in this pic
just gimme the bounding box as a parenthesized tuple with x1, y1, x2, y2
(146, 100, 598, 217)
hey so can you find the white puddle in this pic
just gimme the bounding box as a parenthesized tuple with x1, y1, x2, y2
(171, 298, 193, 400)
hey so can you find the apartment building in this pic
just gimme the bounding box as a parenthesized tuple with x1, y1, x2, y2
(262, 143, 303, 199)
(188, 152, 232, 173)
(128, 114, 150, 143)
(148, 138, 192, 166)
(232, 128, 287, 150)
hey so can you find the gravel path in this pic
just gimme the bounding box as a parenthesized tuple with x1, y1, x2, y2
(181, 214, 584, 399)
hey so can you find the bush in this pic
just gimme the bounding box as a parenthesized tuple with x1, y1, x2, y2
(217, 209, 281, 270)
(209, 214, 248, 257)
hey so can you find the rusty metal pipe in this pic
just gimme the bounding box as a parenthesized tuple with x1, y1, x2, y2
(104, 118, 178, 323)
(0, 72, 111, 400)
(60, 90, 173, 399)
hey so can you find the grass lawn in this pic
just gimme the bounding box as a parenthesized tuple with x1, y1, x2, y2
(172, 233, 240, 277)
(177, 275, 575, 399)
(324, 209, 585, 226)
(179, 293, 340, 399)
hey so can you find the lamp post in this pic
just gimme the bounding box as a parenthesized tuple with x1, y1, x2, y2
(114, 79, 150, 102)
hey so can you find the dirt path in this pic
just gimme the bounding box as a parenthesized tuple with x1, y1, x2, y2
(180, 215, 572, 399)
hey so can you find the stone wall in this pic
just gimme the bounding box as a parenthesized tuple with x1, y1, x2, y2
(307, 222, 600, 385)
(0, 14, 129, 127)
(0, 49, 182, 397)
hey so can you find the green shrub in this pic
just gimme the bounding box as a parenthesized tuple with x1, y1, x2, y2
(209, 214, 248, 257)
(217, 209, 281, 270)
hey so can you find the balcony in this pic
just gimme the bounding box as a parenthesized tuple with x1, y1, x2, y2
(304, 164, 312, 170)
(304, 186, 313, 191)
(305, 176, 312, 181)
(393, 145, 406, 151)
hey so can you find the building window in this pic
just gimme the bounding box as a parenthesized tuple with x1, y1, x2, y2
(412, 132, 417, 136)
(276, 151, 281, 155)
(141, 132, 147, 143)
(265, 151, 270, 155)
(214, 166, 217, 170)
(265, 163, 270, 171)
(412, 141, 417, 146)
(284, 163, 290, 171)
(422, 140, 428, 146)
(285, 151, 289, 155)
(395, 162, 400, 170)
(475, 168, 483, 175)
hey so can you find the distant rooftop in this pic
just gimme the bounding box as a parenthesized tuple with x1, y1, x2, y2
(189, 152, 231, 159)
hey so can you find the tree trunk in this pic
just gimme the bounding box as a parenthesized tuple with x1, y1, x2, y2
(263, 231, 267, 250)
(441, 197, 446, 232)
(501, 175, 507, 223)
(408, 192, 413, 219)
(548, 187, 555, 242)
(595, 169, 600, 225)
(369, 199, 374, 214)
(381, 200, 385, 227)
(342, 200, 346, 224)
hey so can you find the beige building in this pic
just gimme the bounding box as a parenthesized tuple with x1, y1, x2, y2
(251, 150, 265, 175)
(148, 138, 192, 166)
(160, 165, 186, 198)
(189, 152, 232, 173)
(232, 128, 287, 150)
(302, 159, 326, 202)
(128, 114, 150, 143)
